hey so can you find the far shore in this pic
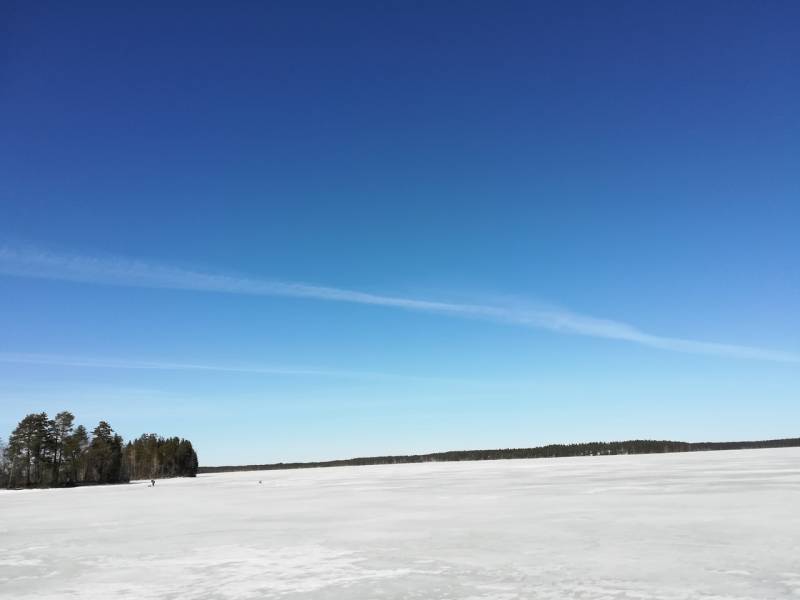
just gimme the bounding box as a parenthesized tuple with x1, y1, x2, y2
(199, 436, 800, 474)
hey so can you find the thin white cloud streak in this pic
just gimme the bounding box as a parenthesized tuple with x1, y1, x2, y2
(1, 244, 798, 364)
(0, 352, 442, 382)
(0, 353, 494, 386)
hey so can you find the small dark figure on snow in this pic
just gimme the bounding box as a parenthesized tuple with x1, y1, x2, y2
(151, 479, 155, 487)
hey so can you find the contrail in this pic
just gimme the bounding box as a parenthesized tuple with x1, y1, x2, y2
(1, 244, 797, 364)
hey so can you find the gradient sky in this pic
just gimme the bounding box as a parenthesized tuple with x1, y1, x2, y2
(1, 1, 798, 465)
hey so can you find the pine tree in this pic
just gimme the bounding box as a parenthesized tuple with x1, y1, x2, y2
(48, 411, 75, 485)
(7, 413, 50, 487)
(0, 436, 9, 488)
(87, 422, 112, 483)
(63, 425, 89, 484)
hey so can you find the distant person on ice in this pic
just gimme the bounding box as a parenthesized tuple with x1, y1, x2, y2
(151, 479, 155, 487)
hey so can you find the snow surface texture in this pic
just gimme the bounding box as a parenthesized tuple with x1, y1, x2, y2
(1, 448, 799, 599)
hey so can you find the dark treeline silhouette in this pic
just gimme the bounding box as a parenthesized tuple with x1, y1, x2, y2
(1, 411, 198, 489)
(199, 437, 800, 474)
(125, 434, 199, 480)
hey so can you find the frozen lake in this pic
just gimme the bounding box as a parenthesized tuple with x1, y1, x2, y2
(2, 448, 799, 599)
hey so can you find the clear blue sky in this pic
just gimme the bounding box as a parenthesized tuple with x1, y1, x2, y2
(1, 1, 798, 465)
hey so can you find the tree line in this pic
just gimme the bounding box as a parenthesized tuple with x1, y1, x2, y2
(0, 411, 198, 489)
(199, 437, 800, 473)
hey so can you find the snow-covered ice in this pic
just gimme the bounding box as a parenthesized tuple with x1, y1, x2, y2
(1, 448, 799, 599)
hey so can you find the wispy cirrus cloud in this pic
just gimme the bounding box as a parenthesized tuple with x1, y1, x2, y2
(0, 352, 382, 378)
(0, 351, 457, 382)
(0, 352, 522, 392)
(1, 243, 797, 364)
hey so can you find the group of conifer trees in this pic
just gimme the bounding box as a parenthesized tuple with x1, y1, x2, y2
(0, 411, 198, 489)
(125, 433, 199, 480)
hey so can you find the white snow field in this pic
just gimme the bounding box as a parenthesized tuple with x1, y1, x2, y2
(2, 448, 800, 599)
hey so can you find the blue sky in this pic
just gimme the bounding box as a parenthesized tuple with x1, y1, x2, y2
(1, 2, 798, 465)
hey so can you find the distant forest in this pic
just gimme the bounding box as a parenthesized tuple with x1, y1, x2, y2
(0, 411, 198, 489)
(199, 437, 800, 474)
